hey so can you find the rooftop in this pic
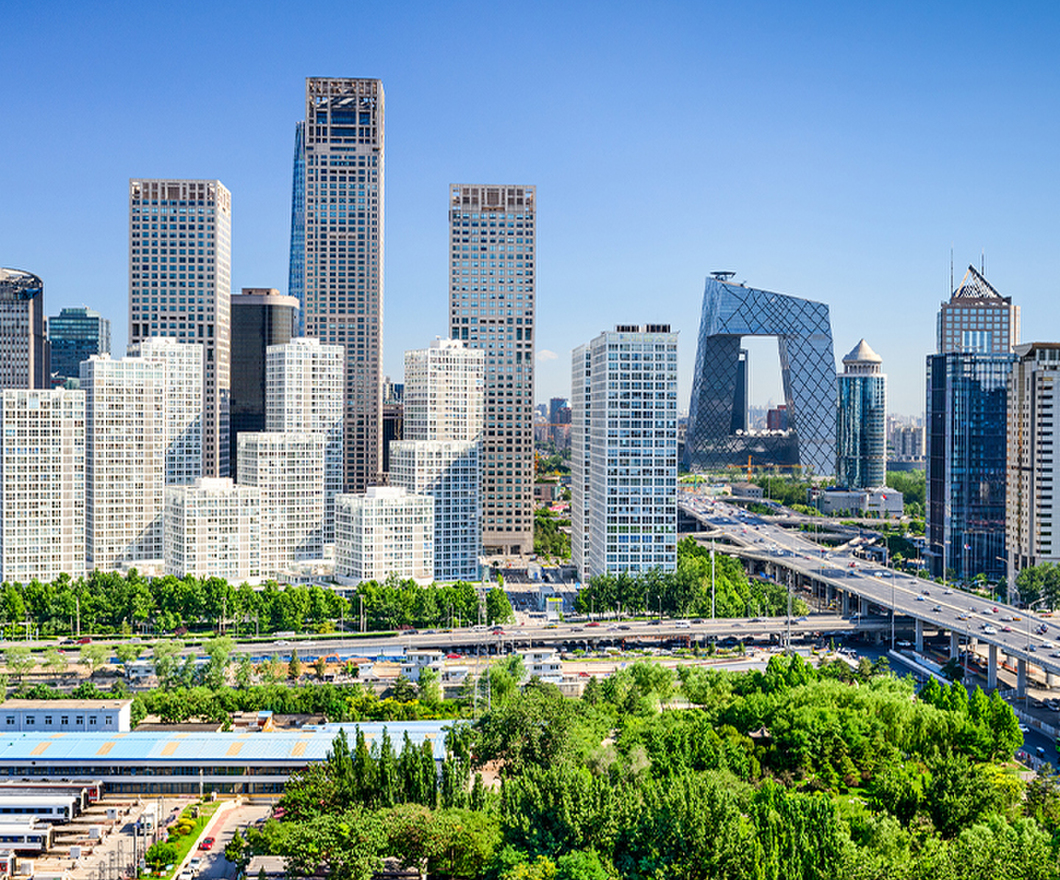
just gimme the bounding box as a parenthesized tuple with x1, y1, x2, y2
(1, 700, 132, 711)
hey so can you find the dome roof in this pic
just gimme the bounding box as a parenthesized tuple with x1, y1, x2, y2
(842, 339, 882, 365)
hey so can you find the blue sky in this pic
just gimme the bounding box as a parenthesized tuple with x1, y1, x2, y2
(4, 0, 1060, 415)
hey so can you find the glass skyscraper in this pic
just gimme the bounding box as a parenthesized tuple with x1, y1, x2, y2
(685, 273, 836, 476)
(48, 306, 110, 386)
(0, 268, 49, 390)
(291, 78, 385, 493)
(836, 339, 886, 489)
(287, 122, 306, 337)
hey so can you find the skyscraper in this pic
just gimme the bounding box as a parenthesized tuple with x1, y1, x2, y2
(230, 288, 299, 481)
(48, 307, 110, 386)
(292, 78, 385, 493)
(266, 337, 344, 543)
(926, 266, 1017, 581)
(164, 478, 261, 582)
(0, 389, 85, 584)
(288, 122, 306, 337)
(448, 184, 536, 556)
(0, 268, 49, 389)
(836, 339, 887, 489)
(572, 325, 679, 580)
(1006, 342, 1060, 584)
(128, 179, 232, 477)
(390, 339, 484, 581)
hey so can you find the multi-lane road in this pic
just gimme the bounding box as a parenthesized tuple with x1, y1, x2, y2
(681, 496, 1060, 683)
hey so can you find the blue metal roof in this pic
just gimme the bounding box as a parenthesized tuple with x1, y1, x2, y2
(0, 721, 457, 765)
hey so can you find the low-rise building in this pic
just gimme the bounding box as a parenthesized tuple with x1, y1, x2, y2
(0, 699, 132, 733)
(522, 649, 562, 685)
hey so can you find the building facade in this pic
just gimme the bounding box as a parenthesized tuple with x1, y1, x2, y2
(938, 265, 1020, 354)
(236, 432, 325, 577)
(128, 179, 232, 478)
(0, 390, 85, 584)
(129, 339, 203, 485)
(1006, 342, 1060, 582)
(230, 288, 299, 481)
(685, 273, 837, 476)
(836, 339, 886, 489)
(47, 307, 110, 386)
(402, 339, 484, 442)
(448, 184, 536, 556)
(292, 78, 385, 493)
(335, 487, 434, 584)
(0, 269, 49, 390)
(572, 325, 678, 580)
(288, 122, 306, 337)
(265, 338, 344, 542)
(81, 355, 166, 570)
(570, 346, 591, 576)
(164, 478, 261, 583)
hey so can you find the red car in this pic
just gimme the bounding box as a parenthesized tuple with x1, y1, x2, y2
(199, 838, 215, 851)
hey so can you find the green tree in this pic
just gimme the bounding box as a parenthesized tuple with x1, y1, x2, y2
(485, 587, 515, 625)
(4, 645, 34, 685)
(42, 647, 68, 676)
(145, 841, 179, 871)
(152, 640, 184, 688)
(288, 649, 303, 681)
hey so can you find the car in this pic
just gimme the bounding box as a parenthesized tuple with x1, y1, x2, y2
(944, 589, 954, 595)
(189, 858, 202, 871)
(586, 622, 601, 628)
(1001, 616, 1014, 622)
(969, 607, 979, 614)
(1028, 644, 1038, 652)
(618, 625, 630, 631)
(915, 595, 926, 602)
(1019, 724, 1030, 733)
(932, 605, 943, 613)
(179, 872, 194, 880)
(77, 637, 92, 645)
(983, 626, 998, 635)
(1002, 626, 1013, 632)
(922, 589, 931, 596)
(957, 614, 969, 621)
(199, 837, 215, 851)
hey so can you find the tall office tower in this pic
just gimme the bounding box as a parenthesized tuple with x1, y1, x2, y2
(0, 389, 85, 583)
(938, 265, 1020, 354)
(448, 184, 536, 556)
(129, 339, 203, 485)
(570, 346, 591, 576)
(48, 307, 110, 386)
(572, 325, 679, 580)
(0, 268, 49, 389)
(266, 337, 344, 542)
(926, 265, 1018, 581)
(1006, 343, 1060, 584)
(293, 78, 385, 493)
(288, 123, 306, 336)
(390, 339, 484, 581)
(81, 355, 166, 570)
(164, 478, 261, 582)
(835, 339, 887, 489)
(381, 377, 404, 475)
(335, 487, 434, 584)
(128, 179, 232, 477)
(237, 432, 325, 577)
(230, 289, 299, 481)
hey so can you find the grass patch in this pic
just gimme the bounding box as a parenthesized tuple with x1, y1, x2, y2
(147, 800, 222, 880)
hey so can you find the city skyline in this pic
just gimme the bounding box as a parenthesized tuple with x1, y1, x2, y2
(4, 3, 1060, 416)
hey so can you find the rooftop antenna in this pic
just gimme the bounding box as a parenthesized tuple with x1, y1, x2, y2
(711, 271, 736, 282)
(981, 250, 985, 276)
(950, 246, 953, 293)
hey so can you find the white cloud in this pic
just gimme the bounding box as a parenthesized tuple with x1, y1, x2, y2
(536, 349, 558, 362)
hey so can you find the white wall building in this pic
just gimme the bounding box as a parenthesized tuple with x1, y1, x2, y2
(81, 354, 166, 570)
(265, 338, 343, 542)
(572, 325, 678, 579)
(335, 486, 434, 584)
(0, 389, 85, 584)
(521, 649, 562, 685)
(571, 346, 591, 575)
(389, 338, 483, 582)
(128, 179, 231, 478)
(237, 432, 324, 578)
(129, 338, 204, 485)
(448, 185, 536, 556)
(1007, 342, 1060, 580)
(164, 478, 261, 583)
(0, 699, 132, 733)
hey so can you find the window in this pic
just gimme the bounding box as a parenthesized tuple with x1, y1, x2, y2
(76, 716, 84, 725)
(25, 717, 33, 726)
(4, 717, 12, 726)
(61, 716, 69, 726)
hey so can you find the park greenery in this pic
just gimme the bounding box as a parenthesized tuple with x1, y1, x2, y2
(533, 508, 571, 560)
(234, 654, 1057, 880)
(574, 538, 809, 618)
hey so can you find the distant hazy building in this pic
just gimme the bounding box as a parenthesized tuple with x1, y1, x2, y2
(335, 487, 434, 584)
(888, 419, 925, 462)
(0, 389, 85, 584)
(48, 307, 110, 386)
(836, 339, 886, 489)
(81, 355, 166, 571)
(237, 432, 325, 577)
(266, 338, 343, 542)
(164, 478, 261, 583)
(129, 339, 203, 485)
(572, 325, 678, 580)
(128, 179, 232, 478)
(927, 265, 1017, 581)
(390, 339, 483, 582)
(0, 268, 49, 390)
(1006, 342, 1060, 583)
(230, 288, 298, 481)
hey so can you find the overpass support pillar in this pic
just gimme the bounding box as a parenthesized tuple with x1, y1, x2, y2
(842, 591, 854, 616)
(1047, 672, 1060, 689)
(915, 619, 924, 653)
(987, 644, 998, 690)
(950, 631, 959, 659)
(1017, 659, 1028, 698)
(859, 597, 869, 616)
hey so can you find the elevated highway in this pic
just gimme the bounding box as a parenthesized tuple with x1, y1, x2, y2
(681, 496, 1060, 695)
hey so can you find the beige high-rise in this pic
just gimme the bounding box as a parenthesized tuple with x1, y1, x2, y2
(448, 185, 535, 556)
(297, 78, 385, 493)
(128, 179, 231, 477)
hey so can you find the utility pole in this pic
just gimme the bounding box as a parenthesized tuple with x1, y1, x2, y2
(711, 538, 716, 620)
